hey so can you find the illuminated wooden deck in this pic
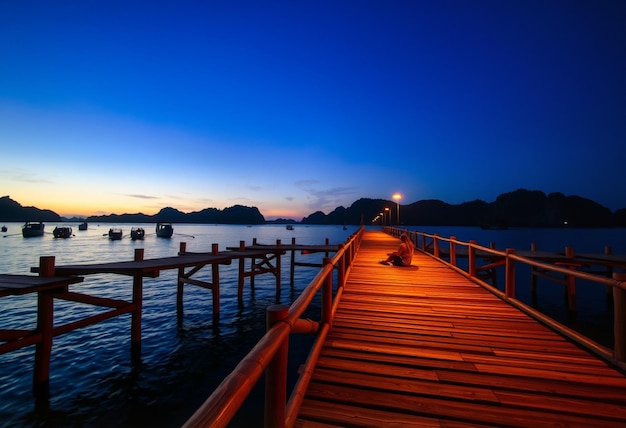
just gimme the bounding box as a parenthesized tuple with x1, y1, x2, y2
(295, 231, 626, 427)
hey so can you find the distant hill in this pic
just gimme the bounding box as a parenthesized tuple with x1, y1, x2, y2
(0, 196, 62, 222)
(301, 189, 623, 228)
(84, 205, 266, 224)
(1, 189, 624, 227)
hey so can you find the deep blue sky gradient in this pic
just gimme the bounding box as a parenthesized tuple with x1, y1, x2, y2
(1, 1, 624, 218)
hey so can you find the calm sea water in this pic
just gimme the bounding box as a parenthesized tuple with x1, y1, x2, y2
(1, 223, 624, 427)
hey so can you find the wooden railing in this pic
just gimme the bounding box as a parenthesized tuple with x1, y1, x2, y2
(385, 226, 626, 368)
(183, 226, 364, 428)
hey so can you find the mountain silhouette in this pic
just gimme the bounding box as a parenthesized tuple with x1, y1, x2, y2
(1, 189, 625, 227)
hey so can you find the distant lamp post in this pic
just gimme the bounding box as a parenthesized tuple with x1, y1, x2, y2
(384, 207, 390, 226)
(379, 213, 384, 227)
(392, 193, 402, 225)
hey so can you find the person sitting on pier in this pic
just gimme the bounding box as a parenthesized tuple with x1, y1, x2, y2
(379, 233, 414, 266)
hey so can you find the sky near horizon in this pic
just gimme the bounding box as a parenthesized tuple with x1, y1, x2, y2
(1, 1, 625, 220)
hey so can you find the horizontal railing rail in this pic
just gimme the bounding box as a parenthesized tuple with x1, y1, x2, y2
(183, 226, 364, 428)
(385, 226, 626, 369)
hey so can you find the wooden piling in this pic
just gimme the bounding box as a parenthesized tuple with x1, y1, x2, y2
(211, 243, 220, 323)
(275, 240, 282, 301)
(290, 237, 296, 286)
(238, 241, 246, 303)
(177, 242, 186, 313)
(131, 248, 144, 360)
(33, 256, 55, 398)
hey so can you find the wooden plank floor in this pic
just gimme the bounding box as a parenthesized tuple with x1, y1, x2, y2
(295, 231, 626, 427)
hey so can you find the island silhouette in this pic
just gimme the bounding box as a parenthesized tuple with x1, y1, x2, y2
(1, 189, 625, 228)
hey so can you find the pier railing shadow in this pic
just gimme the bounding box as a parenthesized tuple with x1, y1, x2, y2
(183, 226, 364, 428)
(385, 226, 626, 372)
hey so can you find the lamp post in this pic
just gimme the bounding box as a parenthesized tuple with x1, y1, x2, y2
(384, 207, 390, 226)
(392, 193, 402, 225)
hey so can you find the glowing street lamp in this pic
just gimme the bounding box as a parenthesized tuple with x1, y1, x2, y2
(384, 207, 390, 226)
(392, 193, 402, 225)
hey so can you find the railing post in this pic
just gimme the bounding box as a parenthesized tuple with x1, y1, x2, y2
(322, 258, 333, 327)
(337, 244, 346, 288)
(468, 240, 476, 277)
(450, 236, 457, 266)
(34, 256, 55, 398)
(212, 243, 220, 323)
(613, 274, 626, 362)
(565, 246, 576, 312)
(606, 246, 613, 296)
(505, 249, 515, 299)
(131, 248, 144, 361)
(530, 243, 538, 295)
(433, 234, 440, 258)
(265, 305, 288, 428)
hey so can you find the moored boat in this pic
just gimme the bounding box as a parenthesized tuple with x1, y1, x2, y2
(286, 224, 294, 230)
(53, 226, 73, 239)
(78, 221, 88, 231)
(108, 228, 123, 240)
(22, 221, 45, 238)
(155, 223, 173, 238)
(130, 227, 145, 240)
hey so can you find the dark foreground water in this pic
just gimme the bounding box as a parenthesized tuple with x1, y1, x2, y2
(1, 223, 624, 427)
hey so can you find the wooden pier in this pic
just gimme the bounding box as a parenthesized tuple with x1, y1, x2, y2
(185, 229, 626, 427)
(1, 239, 339, 399)
(4, 228, 626, 426)
(294, 231, 626, 427)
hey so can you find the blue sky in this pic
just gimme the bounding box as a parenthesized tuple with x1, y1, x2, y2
(1, 1, 624, 219)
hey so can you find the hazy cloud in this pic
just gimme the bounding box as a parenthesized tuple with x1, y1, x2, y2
(126, 194, 159, 200)
(296, 181, 359, 213)
(1, 168, 54, 184)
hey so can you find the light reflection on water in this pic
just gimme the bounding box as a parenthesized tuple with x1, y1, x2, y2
(1, 223, 625, 427)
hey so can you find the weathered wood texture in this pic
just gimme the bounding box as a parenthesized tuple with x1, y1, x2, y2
(296, 231, 626, 427)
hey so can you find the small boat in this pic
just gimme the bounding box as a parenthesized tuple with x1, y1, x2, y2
(108, 228, 123, 240)
(130, 227, 145, 240)
(22, 221, 45, 238)
(1, 225, 6, 232)
(53, 226, 73, 239)
(286, 225, 294, 230)
(156, 222, 173, 238)
(78, 221, 88, 231)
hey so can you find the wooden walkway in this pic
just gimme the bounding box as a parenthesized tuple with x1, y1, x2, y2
(295, 231, 626, 427)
